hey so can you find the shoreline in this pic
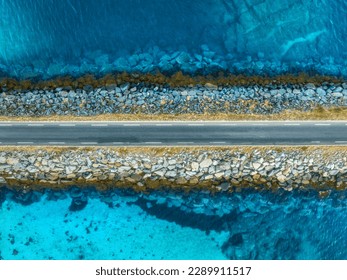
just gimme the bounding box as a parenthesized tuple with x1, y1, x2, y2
(0, 82, 346, 120)
(1, 146, 346, 196)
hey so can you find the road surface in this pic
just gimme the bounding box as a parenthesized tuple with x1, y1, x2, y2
(0, 121, 346, 146)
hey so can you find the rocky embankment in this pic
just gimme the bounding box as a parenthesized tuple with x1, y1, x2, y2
(0, 148, 346, 195)
(1, 82, 346, 116)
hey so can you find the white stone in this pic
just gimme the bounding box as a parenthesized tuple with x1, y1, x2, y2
(332, 92, 343, 98)
(200, 158, 212, 168)
(65, 166, 77, 174)
(165, 171, 177, 178)
(214, 172, 224, 179)
(7, 158, 19, 165)
(154, 170, 165, 177)
(252, 162, 262, 170)
(191, 162, 199, 171)
(277, 174, 287, 183)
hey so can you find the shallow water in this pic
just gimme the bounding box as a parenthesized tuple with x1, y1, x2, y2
(1, 187, 347, 260)
(0, 0, 346, 78)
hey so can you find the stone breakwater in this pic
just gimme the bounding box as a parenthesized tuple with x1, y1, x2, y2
(0, 148, 346, 194)
(1, 82, 347, 116)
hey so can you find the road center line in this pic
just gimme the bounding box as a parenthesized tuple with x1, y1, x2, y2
(80, 142, 98, 144)
(48, 142, 66, 144)
(315, 123, 331, 126)
(215, 123, 236, 126)
(123, 124, 140, 126)
(144, 142, 162, 144)
(59, 124, 76, 127)
(17, 142, 34, 144)
(284, 123, 300, 126)
(91, 124, 108, 127)
(210, 141, 226, 144)
(187, 124, 204, 126)
(28, 124, 44, 127)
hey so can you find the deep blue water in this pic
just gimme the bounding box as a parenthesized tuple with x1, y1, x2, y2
(1, 187, 347, 260)
(0, 0, 346, 79)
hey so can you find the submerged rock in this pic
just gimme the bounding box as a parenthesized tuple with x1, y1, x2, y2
(0, 188, 5, 206)
(11, 190, 41, 206)
(69, 196, 88, 212)
(134, 196, 238, 232)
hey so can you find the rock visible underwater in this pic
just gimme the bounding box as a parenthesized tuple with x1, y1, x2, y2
(1, 187, 347, 260)
(0, 0, 346, 78)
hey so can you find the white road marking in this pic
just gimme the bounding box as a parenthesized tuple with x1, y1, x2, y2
(28, 124, 44, 127)
(155, 124, 172, 126)
(284, 123, 300, 126)
(59, 124, 76, 127)
(210, 141, 226, 144)
(112, 142, 125, 144)
(123, 124, 140, 126)
(80, 142, 98, 145)
(187, 124, 204, 126)
(216, 123, 236, 126)
(17, 142, 34, 144)
(335, 141, 347, 144)
(91, 124, 108, 127)
(144, 142, 162, 144)
(0, 124, 12, 126)
(315, 123, 331, 126)
(177, 142, 194, 144)
(48, 142, 66, 145)
(311, 141, 321, 144)
(252, 123, 269, 126)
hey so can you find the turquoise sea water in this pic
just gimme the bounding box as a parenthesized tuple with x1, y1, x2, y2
(1, 187, 347, 260)
(0, 0, 346, 78)
(1, 1, 347, 261)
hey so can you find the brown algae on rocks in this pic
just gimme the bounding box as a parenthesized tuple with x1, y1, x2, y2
(0, 146, 346, 194)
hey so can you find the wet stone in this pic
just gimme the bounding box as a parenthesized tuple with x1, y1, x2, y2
(0, 188, 5, 206)
(11, 190, 41, 206)
(69, 187, 83, 198)
(69, 196, 88, 212)
(46, 190, 67, 201)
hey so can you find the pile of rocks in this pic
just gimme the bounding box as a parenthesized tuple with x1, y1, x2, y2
(1, 82, 346, 116)
(0, 148, 346, 194)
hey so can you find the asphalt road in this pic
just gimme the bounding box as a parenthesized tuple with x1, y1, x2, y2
(0, 121, 346, 146)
